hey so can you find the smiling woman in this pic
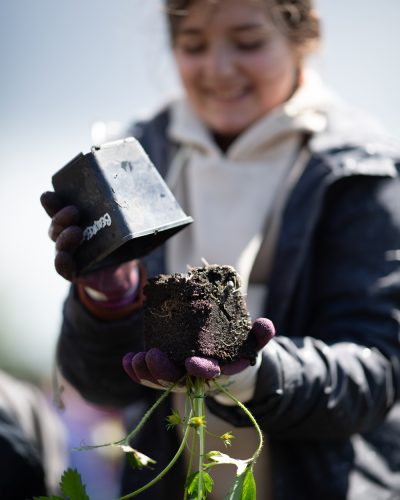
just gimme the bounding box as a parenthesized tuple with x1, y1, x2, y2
(168, 0, 319, 144)
(39, 0, 400, 499)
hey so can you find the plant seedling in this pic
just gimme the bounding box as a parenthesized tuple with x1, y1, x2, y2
(37, 265, 266, 499)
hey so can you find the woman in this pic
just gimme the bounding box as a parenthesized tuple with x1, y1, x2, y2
(41, 0, 400, 498)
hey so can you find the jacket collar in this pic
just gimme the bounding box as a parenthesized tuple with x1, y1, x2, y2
(309, 101, 400, 178)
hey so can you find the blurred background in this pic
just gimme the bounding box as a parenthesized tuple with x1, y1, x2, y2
(1, 0, 399, 498)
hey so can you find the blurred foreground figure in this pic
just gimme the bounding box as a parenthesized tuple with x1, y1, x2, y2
(0, 370, 67, 499)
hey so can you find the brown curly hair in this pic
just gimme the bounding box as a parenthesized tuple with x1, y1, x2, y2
(165, 0, 320, 56)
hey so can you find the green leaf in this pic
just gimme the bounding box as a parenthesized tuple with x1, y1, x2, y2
(241, 468, 256, 499)
(224, 466, 256, 500)
(32, 469, 90, 500)
(185, 471, 197, 493)
(59, 468, 90, 500)
(186, 471, 214, 499)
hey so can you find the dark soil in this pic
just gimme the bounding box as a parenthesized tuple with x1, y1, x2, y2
(143, 264, 256, 366)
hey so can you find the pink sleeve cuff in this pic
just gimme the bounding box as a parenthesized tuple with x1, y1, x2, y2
(77, 264, 147, 321)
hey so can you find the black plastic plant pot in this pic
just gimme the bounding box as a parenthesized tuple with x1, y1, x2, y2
(52, 137, 193, 275)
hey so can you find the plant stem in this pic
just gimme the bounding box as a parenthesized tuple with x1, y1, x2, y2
(183, 428, 196, 500)
(193, 377, 206, 500)
(184, 381, 197, 500)
(212, 379, 263, 463)
(117, 406, 194, 500)
(73, 377, 187, 453)
(123, 377, 186, 445)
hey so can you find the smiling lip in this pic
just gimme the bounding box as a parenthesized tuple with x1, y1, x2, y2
(204, 87, 251, 102)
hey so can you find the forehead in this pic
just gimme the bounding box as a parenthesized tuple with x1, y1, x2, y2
(175, 0, 272, 33)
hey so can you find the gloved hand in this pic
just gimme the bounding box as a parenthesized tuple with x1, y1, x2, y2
(122, 318, 275, 402)
(40, 191, 140, 305)
(40, 191, 82, 281)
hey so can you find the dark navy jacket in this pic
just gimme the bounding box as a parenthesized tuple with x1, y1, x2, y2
(58, 102, 400, 499)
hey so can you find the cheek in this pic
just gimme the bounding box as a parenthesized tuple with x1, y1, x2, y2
(246, 49, 296, 86)
(174, 54, 201, 90)
(243, 36, 296, 81)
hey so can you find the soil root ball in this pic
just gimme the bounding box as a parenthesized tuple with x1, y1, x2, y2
(143, 264, 256, 366)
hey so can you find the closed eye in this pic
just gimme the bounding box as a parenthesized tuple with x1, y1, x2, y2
(236, 40, 266, 51)
(180, 43, 207, 54)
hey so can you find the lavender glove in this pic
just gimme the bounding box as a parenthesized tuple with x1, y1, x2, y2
(122, 318, 275, 400)
(40, 191, 140, 303)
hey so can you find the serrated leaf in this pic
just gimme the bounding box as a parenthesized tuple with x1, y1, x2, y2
(224, 466, 256, 500)
(185, 471, 197, 494)
(186, 471, 213, 499)
(59, 468, 90, 500)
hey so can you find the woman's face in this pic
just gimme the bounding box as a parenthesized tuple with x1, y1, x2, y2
(173, 0, 300, 137)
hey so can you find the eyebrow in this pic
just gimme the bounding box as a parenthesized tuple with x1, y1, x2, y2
(177, 23, 269, 36)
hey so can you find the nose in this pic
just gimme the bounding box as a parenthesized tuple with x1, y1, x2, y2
(204, 42, 236, 80)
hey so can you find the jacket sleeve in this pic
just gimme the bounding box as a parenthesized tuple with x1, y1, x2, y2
(208, 172, 400, 439)
(57, 286, 150, 407)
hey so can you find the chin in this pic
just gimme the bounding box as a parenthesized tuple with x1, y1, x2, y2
(211, 121, 251, 137)
(204, 111, 259, 136)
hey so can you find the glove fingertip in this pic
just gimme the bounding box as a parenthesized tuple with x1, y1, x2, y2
(122, 351, 135, 365)
(56, 226, 83, 252)
(40, 191, 64, 216)
(52, 205, 80, 226)
(252, 318, 275, 350)
(132, 352, 159, 385)
(185, 356, 221, 379)
(122, 352, 140, 384)
(55, 251, 76, 281)
(146, 348, 183, 383)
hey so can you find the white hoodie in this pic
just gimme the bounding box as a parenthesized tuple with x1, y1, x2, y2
(167, 70, 334, 500)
